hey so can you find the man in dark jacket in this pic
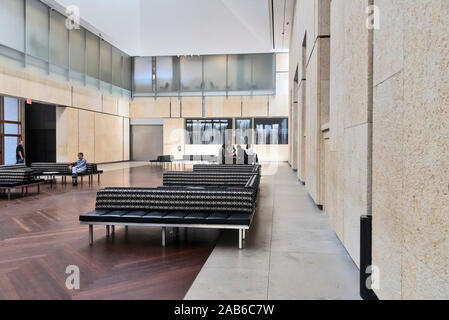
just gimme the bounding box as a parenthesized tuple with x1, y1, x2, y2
(16, 140, 25, 164)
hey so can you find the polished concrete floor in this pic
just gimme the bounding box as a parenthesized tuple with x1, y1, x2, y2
(185, 163, 361, 300)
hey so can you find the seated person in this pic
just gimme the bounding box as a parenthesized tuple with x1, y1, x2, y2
(68, 152, 87, 186)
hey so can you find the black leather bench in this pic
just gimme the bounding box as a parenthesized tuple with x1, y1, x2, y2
(31, 162, 103, 184)
(79, 179, 258, 248)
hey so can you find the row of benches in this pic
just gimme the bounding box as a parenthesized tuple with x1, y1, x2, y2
(0, 163, 103, 200)
(79, 164, 261, 249)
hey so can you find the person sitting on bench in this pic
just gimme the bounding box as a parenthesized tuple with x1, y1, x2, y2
(69, 153, 87, 186)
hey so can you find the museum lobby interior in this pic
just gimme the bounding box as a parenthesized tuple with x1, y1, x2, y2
(0, 0, 448, 301)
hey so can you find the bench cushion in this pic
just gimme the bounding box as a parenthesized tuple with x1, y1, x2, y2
(79, 209, 252, 226)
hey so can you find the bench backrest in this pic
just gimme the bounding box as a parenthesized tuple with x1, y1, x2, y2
(31, 163, 71, 174)
(0, 164, 28, 171)
(95, 187, 256, 213)
(31, 162, 99, 174)
(193, 164, 261, 175)
(0, 168, 37, 183)
(163, 171, 257, 187)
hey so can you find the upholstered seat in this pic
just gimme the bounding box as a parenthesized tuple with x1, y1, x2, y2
(79, 209, 253, 226)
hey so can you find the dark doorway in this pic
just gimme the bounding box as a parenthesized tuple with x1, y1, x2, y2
(25, 103, 56, 165)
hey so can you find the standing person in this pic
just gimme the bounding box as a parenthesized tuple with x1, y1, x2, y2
(217, 144, 225, 164)
(246, 144, 257, 164)
(68, 152, 87, 186)
(16, 140, 25, 164)
(236, 145, 248, 165)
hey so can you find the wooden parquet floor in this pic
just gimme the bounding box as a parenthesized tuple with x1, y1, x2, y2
(0, 165, 219, 300)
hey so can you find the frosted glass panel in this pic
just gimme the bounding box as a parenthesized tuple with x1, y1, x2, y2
(227, 55, 252, 91)
(50, 11, 68, 68)
(254, 118, 288, 145)
(0, 0, 25, 52)
(4, 136, 18, 165)
(235, 119, 252, 144)
(122, 55, 132, 91)
(112, 47, 122, 87)
(4, 97, 19, 121)
(86, 31, 99, 79)
(70, 28, 85, 74)
(133, 57, 152, 92)
(100, 40, 112, 83)
(204, 55, 226, 91)
(5, 123, 19, 135)
(26, 0, 49, 61)
(157, 56, 179, 92)
(252, 54, 275, 90)
(180, 56, 202, 92)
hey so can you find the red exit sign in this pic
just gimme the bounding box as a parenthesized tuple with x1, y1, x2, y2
(26, 99, 32, 104)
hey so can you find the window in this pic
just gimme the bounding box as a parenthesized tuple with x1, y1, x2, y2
(50, 11, 69, 68)
(235, 118, 252, 145)
(180, 56, 203, 92)
(26, 0, 49, 61)
(156, 56, 179, 93)
(254, 118, 288, 145)
(0, 0, 132, 92)
(204, 55, 226, 91)
(185, 119, 232, 145)
(133, 57, 153, 93)
(0, 97, 22, 165)
(0, 0, 25, 52)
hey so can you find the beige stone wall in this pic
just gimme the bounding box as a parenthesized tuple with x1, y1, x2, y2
(297, 80, 307, 182)
(289, 0, 331, 207)
(290, 0, 449, 299)
(290, 0, 369, 267)
(205, 96, 241, 118)
(372, 0, 449, 299)
(163, 118, 184, 158)
(56, 106, 128, 164)
(56, 107, 79, 163)
(0, 57, 131, 164)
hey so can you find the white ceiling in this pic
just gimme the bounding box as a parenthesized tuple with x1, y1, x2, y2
(45, 0, 292, 56)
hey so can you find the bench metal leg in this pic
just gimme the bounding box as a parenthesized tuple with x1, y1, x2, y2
(89, 225, 93, 245)
(37, 184, 40, 193)
(111, 225, 115, 234)
(106, 225, 110, 237)
(162, 227, 166, 247)
(242, 229, 246, 240)
(7, 189, 11, 201)
(239, 229, 243, 249)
